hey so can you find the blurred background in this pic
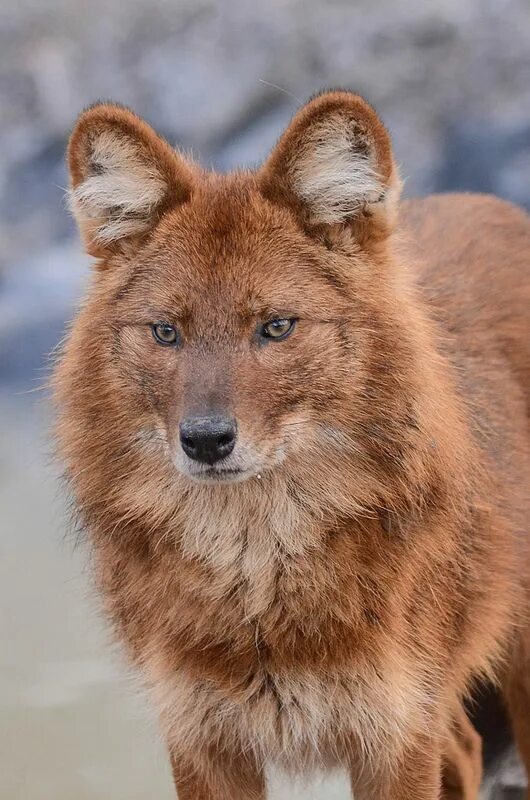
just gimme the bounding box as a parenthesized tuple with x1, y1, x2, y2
(1, 1, 529, 797)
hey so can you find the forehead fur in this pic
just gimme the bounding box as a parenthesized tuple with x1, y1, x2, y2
(114, 174, 360, 320)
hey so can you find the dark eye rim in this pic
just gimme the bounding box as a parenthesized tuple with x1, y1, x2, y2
(151, 322, 180, 346)
(259, 317, 297, 342)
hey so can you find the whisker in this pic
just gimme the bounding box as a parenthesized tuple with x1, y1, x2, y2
(258, 79, 301, 104)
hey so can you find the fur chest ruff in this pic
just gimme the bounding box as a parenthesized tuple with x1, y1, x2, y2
(146, 482, 432, 771)
(150, 655, 431, 773)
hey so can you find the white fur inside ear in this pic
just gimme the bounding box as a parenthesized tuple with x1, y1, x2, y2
(70, 130, 167, 244)
(291, 117, 385, 224)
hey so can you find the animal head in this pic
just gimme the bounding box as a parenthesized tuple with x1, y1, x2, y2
(59, 91, 422, 509)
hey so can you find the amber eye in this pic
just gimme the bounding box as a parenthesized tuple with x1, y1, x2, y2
(151, 322, 179, 346)
(260, 318, 296, 341)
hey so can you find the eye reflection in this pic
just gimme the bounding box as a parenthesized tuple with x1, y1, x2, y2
(260, 318, 296, 341)
(151, 322, 180, 346)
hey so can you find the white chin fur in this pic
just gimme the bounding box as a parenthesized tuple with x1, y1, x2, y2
(183, 467, 259, 485)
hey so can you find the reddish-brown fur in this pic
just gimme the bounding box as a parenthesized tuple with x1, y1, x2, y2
(54, 92, 530, 798)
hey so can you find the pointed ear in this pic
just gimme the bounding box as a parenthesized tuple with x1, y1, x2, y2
(67, 103, 195, 257)
(259, 91, 401, 244)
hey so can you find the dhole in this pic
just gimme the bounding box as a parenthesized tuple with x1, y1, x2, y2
(54, 91, 530, 799)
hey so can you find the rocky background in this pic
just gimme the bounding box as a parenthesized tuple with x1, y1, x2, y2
(2, 0, 530, 383)
(1, 1, 529, 798)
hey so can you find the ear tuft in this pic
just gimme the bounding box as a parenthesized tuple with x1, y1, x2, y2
(290, 114, 385, 224)
(292, 115, 385, 224)
(68, 103, 194, 256)
(260, 91, 400, 238)
(70, 128, 168, 245)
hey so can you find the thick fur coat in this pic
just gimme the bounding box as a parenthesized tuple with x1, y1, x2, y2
(54, 92, 530, 799)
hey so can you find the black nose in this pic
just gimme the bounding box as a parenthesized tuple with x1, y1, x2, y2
(179, 416, 237, 465)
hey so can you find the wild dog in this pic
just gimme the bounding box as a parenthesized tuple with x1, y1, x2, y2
(54, 92, 530, 799)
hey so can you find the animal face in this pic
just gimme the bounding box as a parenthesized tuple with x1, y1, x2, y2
(64, 93, 402, 486)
